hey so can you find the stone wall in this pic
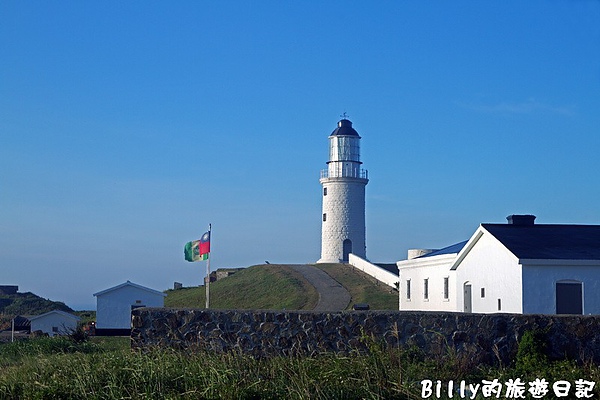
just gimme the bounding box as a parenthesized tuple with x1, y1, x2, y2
(131, 308, 600, 365)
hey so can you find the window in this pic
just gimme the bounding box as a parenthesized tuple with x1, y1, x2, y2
(443, 277, 449, 300)
(498, 299, 502, 311)
(323, 188, 327, 196)
(424, 279, 429, 300)
(556, 281, 583, 314)
(406, 280, 411, 300)
(322, 213, 327, 222)
(481, 288, 485, 298)
(52, 326, 59, 333)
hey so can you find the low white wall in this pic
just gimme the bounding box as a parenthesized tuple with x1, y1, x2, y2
(349, 254, 398, 288)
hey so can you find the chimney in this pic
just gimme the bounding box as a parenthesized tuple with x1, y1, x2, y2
(407, 249, 435, 260)
(506, 214, 536, 226)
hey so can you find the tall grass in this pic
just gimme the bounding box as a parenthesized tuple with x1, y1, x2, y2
(1, 334, 600, 399)
(0, 336, 422, 399)
(0, 336, 101, 368)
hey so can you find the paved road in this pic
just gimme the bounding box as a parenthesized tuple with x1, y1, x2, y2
(286, 264, 351, 311)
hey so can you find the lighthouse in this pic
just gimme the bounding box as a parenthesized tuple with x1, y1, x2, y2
(317, 117, 369, 263)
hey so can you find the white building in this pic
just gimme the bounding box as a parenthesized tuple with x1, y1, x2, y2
(397, 242, 467, 312)
(317, 117, 369, 263)
(398, 215, 600, 315)
(93, 281, 166, 336)
(29, 310, 80, 336)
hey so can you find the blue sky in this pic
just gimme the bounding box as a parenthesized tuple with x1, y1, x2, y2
(1, 1, 599, 310)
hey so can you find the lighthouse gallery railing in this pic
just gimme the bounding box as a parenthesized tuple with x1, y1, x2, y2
(320, 167, 368, 180)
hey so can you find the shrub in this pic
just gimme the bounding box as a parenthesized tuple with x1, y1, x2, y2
(68, 324, 88, 344)
(515, 329, 548, 375)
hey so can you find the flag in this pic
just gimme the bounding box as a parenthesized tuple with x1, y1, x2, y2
(184, 231, 210, 262)
(184, 240, 201, 262)
(199, 231, 210, 257)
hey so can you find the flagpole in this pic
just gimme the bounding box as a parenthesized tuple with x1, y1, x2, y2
(206, 223, 211, 309)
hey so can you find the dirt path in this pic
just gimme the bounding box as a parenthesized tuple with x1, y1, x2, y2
(286, 264, 351, 311)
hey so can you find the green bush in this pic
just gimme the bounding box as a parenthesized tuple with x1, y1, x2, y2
(515, 329, 548, 375)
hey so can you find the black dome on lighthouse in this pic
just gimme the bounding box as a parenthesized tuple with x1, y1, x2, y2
(331, 119, 360, 137)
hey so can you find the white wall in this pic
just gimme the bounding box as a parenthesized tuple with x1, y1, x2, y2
(454, 230, 523, 313)
(349, 254, 398, 289)
(96, 285, 164, 329)
(522, 261, 600, 315)
(30, 313, 78, 336)
(397, 254, 458, 311)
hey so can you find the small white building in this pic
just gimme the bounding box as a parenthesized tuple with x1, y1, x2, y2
(397, 241, 467, 312)
(29, 310, 80, 336)
(93, 281, 166, 336)
(398, 215, 600, 315)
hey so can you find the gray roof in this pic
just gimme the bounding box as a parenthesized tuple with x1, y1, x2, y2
(482, 224, 600, 260)
(375, 263, 399, 274)
(93, 280, 166, 297)
(330, 119, 360, 137)
(29, 310, 80, 321)
(418, 241, 468, 258)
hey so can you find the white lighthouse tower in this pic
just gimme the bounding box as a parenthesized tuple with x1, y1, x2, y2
(317, 116, 369, 264)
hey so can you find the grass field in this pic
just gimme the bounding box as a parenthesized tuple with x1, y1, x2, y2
(0, 335, 420, 399)
(164, 263, 398, 311)
(2, 332, 600, 399)
(314, 263, 399, 310)
(165, 264, 319, 310)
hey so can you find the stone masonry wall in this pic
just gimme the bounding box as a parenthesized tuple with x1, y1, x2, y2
(131, 308, 600, 365)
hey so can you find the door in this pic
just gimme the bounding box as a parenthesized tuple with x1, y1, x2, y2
(464, 283, 472, 313)
(556, 281, 583, 314)
(342, 239, 352, 262)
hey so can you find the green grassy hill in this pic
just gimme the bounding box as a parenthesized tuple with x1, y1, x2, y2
(165, 263, 398, 310)
(314, 263, 399, 310)
(166, 264, 319, 310)
(0, 292, 74, 330)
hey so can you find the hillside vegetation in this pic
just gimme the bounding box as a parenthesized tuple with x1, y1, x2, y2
(0, 292, 73, 330)
(165, 263, 398, 310)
